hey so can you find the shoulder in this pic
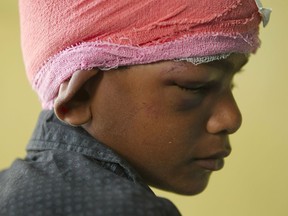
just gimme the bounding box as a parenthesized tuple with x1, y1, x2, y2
(0, 152, 181, 216)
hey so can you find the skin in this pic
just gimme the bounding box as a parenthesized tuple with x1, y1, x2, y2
(79, 53, 248, 195)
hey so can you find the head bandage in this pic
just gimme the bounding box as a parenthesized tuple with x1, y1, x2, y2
(19, 0, 270, 109)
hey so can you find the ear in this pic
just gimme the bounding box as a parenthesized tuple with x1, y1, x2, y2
(54, 69, 99, 126)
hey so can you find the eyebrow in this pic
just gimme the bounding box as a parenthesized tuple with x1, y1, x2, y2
(118, 66, 130, 70)
(206, 57, 249, 74)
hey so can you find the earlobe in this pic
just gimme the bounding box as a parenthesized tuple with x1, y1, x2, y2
(54, 69, 99, 126)
(55, 85, 92, 126)
(57, 105, 92, 127)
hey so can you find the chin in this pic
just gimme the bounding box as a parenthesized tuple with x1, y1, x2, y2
(171, 182, 209, 196)
(155, 174, 211, 196)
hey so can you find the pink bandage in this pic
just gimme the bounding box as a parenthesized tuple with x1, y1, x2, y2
(19, 0, 264, 109)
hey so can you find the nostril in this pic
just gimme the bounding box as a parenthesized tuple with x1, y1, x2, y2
(206, 95, 242, 135)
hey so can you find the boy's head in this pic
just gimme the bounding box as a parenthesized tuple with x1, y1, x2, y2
(55, 53, 246, 195)
(19, 0, 270, 194)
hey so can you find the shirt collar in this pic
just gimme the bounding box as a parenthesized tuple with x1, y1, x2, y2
(27, 110, 152, 192)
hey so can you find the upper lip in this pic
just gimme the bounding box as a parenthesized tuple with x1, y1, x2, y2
(196, 149, 232, 160)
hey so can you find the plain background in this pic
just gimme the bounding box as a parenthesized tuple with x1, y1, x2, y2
(0, 1, 287, 215)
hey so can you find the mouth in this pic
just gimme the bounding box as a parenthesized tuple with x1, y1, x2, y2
(194, 158, 225, 171)
(193, 150, 231, 171)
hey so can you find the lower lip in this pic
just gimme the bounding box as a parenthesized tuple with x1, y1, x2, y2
(194, 159, 225, 171)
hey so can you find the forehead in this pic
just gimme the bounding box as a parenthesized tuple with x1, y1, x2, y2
(154, 53, 249, 79)
(114, 53, 249, 84)
(170, 53, 248, 73)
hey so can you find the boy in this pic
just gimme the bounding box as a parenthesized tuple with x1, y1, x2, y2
(0, 0, 270, 215)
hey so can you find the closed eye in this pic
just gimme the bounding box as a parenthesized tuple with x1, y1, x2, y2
(176, 83, 210, 93)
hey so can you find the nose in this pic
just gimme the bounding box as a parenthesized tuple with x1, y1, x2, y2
(206, 91, 242, 135)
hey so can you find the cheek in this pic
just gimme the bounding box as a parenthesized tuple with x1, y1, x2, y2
(127, 101, 204, 158)
(135, 95, 207, 140)
(172, 92, 204, 112)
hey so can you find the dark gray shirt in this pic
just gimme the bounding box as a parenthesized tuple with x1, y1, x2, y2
(0, 111, 181, 216)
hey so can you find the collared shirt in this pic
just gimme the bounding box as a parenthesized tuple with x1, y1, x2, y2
(0, 111, 181, 216)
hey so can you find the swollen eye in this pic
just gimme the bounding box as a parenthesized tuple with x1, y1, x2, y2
(177, 84, 207, 93)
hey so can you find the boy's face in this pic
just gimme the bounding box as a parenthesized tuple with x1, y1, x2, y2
(84, 53, 247, 195)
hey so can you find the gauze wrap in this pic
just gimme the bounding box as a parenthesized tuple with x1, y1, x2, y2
(19, 0, 265, 109)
